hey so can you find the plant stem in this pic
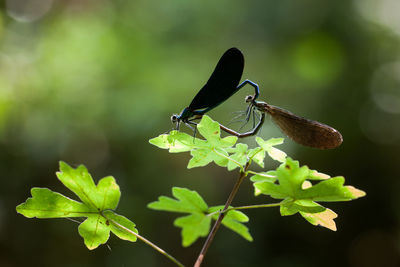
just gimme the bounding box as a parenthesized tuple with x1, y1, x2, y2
(206, 201, 283, 217)
(102, 212, 185, 267)
(225, 202, 283, 212)
(246, 170, 275, 177)
(248, 147, 263, 161)
(193, 162, 251, 267)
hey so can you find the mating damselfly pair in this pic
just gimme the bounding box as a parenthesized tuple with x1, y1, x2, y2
(171, 48, 342, 149)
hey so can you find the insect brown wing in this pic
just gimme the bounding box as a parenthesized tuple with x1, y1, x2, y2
(266, 105, 343, 149)
(188, 47, 244, 112)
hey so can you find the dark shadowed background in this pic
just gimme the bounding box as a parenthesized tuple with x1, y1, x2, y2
(2, 0, 400, 266)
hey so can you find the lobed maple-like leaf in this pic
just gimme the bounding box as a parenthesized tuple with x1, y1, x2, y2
(251, 158, 365, 230)
(148, 187, 252, 246)
(149, 116, 238, 169)
(17, 162, 138, 249)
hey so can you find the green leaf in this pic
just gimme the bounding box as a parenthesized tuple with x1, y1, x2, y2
(263, 138, 285, 146)
(104, 210, 138, 242)
(174, 213, 212, 247)
(256, 137, 287, 162)
(226, 143, 248, 171)
(149, 187, 253, 246)
(197, 116, 237, 147)
(78, 215, 110, 249)
(252, 157, 366, 230)
(148, 187, 208, 213)
(56, 162, 120, 210)
(249, 171, 277, 183)
(300, 209, 338, 231)
(148, 187, 209, 247)
(299, 177, 366, 202)
(149, 131, 205, 153)
(249, 171, 277, 196)
(149, 115, 239, 169)
(248, 147, 265, 168)
(280, 200, 325, 216)
(253, 158, 366, 202)
(16, 188, 93, 218)
(188, 147, 231, 168)
(208, 206, 252, 241)
(16, 162, 137, 250)
(308, 170, 331, 180)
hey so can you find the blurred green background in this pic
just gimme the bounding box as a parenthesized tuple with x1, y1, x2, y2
(3, 0, 400, 266)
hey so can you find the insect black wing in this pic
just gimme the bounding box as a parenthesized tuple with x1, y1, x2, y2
(188, 47, 244, 113)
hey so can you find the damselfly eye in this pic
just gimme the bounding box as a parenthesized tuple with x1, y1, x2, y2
(171, 115, 178, 123)
(245, 95, 254, 103)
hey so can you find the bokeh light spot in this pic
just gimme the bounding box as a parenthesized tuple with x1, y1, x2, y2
(291, 32, 345, 87)
(6, 0, 53, 23)
(354, 0, 400, 36)
(370, 62, 400, 114)
(359, 101, 400, 145)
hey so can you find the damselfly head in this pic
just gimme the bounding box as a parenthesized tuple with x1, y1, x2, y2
(171, 114, 179, 123)
(245, 95, 255, 103)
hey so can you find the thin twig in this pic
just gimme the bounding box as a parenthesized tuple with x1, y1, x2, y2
(193, 162, 251, 267)
(246, 170, 276, 178)
(224, 202, 283, 212)
(247, 147, 263, 161)
(101, 212, 185, 267)
(206, 201, 283, 217)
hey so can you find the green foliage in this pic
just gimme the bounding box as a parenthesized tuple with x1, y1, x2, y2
(16, 162, 138, 249)
(226, 143, 249, 171)
(17, 115, 366, 264)
(150, 115, 365, 234)
(255, 137, 287, 163)
(149, 116, 286, 171)
(207, 206, 252, 242)
(251, 158, 365, 230)
(150, 116, 238, 169)
(148, 187, 251, 246)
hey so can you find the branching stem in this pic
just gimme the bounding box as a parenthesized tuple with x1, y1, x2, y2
(206, 201, 283, 217)
(193, 161, 251, 267)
